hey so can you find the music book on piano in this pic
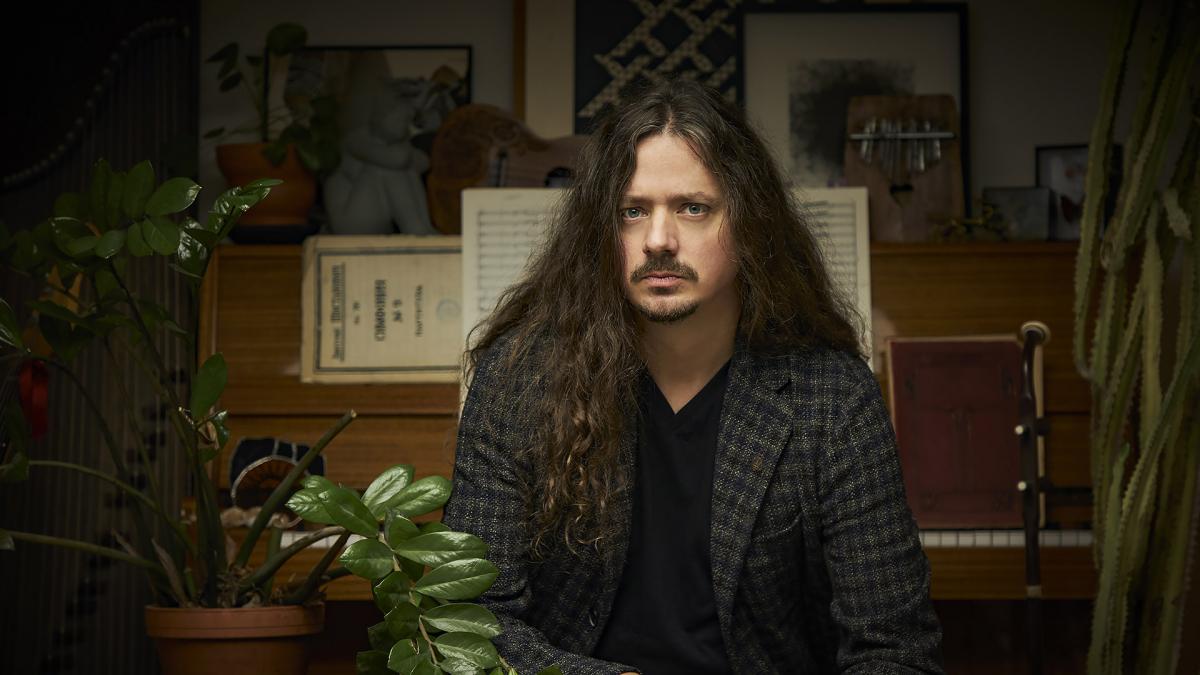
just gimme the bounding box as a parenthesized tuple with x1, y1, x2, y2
(886, 335, 1044, 529)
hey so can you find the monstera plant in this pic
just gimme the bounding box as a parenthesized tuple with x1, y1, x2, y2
(0, 159, 526, 674)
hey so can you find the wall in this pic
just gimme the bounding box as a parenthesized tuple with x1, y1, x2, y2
(524, 0, 1139, 205)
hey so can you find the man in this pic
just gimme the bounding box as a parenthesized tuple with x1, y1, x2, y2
(442, 80, 943, 674)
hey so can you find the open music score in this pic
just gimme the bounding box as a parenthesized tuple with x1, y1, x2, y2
(461, 188, 564, 346)
(795, 187, 873, 359)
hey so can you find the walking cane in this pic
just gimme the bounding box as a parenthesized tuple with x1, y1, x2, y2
(1017, 321, 1050, 675)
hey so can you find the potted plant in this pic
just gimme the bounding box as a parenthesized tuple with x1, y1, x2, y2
(0, 160, 510, 675)
(205, 22, 340, 234)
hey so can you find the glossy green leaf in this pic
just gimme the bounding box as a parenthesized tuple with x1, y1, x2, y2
(65, 235, 98, 258)
(175, 230, 208, 280)
(26, 300, 84, 326)
(0, 452, 30, 483)
(38, 315, 90, 361)
(0, 529, 13, 551)
(94, 229, 126, 259)
(49, 217, 91, 254)
(0, 298, 23, 349)
(420, 603, 501, 639)
(373, 570, 412, 614)
(385, 600, 420, 640)
(322, 486, 381, 537)
(387, 639, 422, 673)
(145, 177, 201, 216)
(392, 532, 487, 568)
(206, 42, 237, 63)
(302, 474, 336, 491)
(400, 557, 426, 584)
(434, 632, 500, 670)
(338, 538, 395, 580)
(385, 514, 420, 548)
(355, 649, 391, 675)
(53, 192, 87, 221)
(362, 464, 415, 519)
(125, 220, 151, 257)
(437, 657, 481, 674)
(366, 621, 394, 653)
(189, 353, 227, 420)
(389, 476, 453, 518)
(243, 178, 284, 189)
(92, 268, 120, 300)
(419, 522, 451, 535)
(414, 558, 499, 601)
(122, 161, 155, 219)
(89, 160, 112, 230)
(286, 487, 335, 524)
(141, 216, 181, 255)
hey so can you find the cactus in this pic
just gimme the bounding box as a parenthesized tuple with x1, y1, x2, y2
(1075, 1, 1200, 673)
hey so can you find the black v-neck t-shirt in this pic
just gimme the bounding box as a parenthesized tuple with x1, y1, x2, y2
(593, 361, 733, 674)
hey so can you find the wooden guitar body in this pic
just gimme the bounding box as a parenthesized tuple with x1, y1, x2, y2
(426, 103, 586, 233)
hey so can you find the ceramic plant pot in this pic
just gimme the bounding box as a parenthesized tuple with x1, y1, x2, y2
(145, 603, 324, 675)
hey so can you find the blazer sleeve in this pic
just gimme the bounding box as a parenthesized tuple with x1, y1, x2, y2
(442, 344, 638, 675)
(817, 356, 944, 674)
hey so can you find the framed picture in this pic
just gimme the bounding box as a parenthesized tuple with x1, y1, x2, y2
(981, 187, 1052, 241)
(1035, 144, 1123, 241)
(266, 45, 472, 235)
(740, 4, 968, 193)
(573, 0, 741, 132)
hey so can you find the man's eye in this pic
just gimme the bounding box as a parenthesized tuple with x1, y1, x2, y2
(621, 207, 643, 219)
(682, 203, 709, 216)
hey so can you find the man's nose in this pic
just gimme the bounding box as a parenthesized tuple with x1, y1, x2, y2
(643, 208, 679, 254)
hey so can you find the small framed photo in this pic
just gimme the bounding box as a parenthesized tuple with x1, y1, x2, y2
(981, 187, 1051, 241)
(1035, 144, 1122, 241)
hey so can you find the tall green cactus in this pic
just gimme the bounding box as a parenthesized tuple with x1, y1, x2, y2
(1076, 1, 1200, 673)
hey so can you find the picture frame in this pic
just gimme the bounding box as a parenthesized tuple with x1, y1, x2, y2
(739, 4, 968, 195)
(1035, 143, 1123, 241)
(981, 186, 1052, 241)
(266, 45, 473, 234)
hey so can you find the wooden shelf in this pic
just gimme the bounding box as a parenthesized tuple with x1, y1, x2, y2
(202, 240, 1096, 601)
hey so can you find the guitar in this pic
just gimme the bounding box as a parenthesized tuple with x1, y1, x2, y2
(426, 104, 587, 234)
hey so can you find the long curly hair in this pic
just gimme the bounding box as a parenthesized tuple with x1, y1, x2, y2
(465, 79, 862, 557)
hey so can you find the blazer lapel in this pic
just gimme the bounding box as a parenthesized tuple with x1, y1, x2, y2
(710, 346, 795, 645)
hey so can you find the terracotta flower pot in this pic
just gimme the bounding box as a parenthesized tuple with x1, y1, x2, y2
(215, 142, 317, 228)
(145, 603, 324, 675)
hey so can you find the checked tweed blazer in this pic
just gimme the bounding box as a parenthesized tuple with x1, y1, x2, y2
(442, 338, 944, 674)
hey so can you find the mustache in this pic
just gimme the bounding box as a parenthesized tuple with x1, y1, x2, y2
(630, 255, 698, 283)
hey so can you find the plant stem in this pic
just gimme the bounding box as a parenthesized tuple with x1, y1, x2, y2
(237, 526, 347, 592)
(418, 615, 440, 665)
(8, 529, 161, 572)
(107, 260, 227, 602)
(281, 531, 351, 605)
(234, 410, 357, 568)
(101, 338, 165, 508)
(29, 459, 196, 557)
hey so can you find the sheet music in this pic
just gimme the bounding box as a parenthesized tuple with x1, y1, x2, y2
(461, 186, 871, 358)
(462, 188, 564, 348)
(796, 187, 873, 359)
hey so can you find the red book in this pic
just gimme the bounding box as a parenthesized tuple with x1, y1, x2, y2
(886, 337, 1030, 529)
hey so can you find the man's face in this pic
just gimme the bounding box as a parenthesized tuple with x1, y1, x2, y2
(619, 133, 740, 324)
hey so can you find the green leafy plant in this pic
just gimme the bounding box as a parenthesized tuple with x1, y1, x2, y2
(335, 470, 561, 675)
(1073, 1, 1200, 673)
(205, 22, 340, 175)
(0, 160, 481, 619)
